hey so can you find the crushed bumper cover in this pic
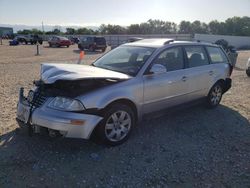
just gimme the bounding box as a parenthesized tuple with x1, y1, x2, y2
(17, 88, 103, 140)
(31, 106, 103, 139)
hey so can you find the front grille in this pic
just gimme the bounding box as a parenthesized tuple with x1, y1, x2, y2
(30, 91, 47, 108)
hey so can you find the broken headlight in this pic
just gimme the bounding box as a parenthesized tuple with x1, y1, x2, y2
(48, 97, 85, 111)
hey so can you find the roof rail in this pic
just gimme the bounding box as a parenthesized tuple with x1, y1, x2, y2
(164, 39, 174, 45)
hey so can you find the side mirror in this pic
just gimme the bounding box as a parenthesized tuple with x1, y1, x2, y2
(149, 64, 167, 75)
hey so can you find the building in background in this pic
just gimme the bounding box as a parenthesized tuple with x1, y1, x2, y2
(0, 27, 14, 38)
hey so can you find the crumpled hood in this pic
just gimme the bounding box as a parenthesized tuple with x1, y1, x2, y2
(40, 63, 131, 84)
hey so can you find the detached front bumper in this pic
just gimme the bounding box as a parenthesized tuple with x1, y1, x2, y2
(17, 88, 103, 139)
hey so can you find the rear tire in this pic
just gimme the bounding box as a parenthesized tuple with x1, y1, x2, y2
(206, 83, 223, 108)
(246, 68, 250, 77)
(89, 45, 95, 52)
(95, 104, 135, 146)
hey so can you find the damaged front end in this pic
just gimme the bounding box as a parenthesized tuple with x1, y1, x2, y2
(17, 64, 130, 139)
(16, 64, 130, 139)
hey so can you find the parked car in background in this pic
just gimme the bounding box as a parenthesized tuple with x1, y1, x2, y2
(68, 36, 80, 44)
(78, 36, 107, 52)
(111, 37, 143, 49)
(9, 37, 19, 46)
(16, 39, 233, 146)
(127, 37, 143, 43)
(48, 36, 71, 48)
(17, 34, 43, 45)
(215, 39, 238, 67)
(246, 58, 250, 77)
(14, 36, 27, 43)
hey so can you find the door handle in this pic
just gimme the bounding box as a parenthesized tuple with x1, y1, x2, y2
(209, 71, 214, 75)
(181, 76, 187, 82)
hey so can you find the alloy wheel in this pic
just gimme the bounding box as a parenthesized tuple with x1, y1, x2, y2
(210, 85, 222, 105)
(105, 111, 131, 142)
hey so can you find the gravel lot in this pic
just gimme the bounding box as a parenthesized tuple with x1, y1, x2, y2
(0, 40, 250, 187)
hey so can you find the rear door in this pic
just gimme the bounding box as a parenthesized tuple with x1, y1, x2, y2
(183, 45, 214, 100)
(205, 46, 231, 83)
(143, 46, 189, 114)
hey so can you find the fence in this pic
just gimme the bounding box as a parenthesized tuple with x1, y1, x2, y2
(194, 34, 250, 49)
(43, 34, 193, 46)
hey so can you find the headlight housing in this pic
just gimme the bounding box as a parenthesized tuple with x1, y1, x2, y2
(48, 97, 85, 111)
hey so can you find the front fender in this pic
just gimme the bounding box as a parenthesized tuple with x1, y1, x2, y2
(78, 79, 143, 117)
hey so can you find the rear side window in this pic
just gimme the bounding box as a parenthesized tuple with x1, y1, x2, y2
(153, 47, 184, 72)
(206, 46, 228, 64)
(184, 46, 209, 68)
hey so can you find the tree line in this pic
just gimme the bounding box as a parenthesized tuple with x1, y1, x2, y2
(17, 16, 250, 36)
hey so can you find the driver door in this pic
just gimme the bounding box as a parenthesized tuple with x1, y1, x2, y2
(143, 47, 189, 114)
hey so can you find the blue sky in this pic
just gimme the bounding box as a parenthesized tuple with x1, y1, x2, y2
(0, 0, 250, 26)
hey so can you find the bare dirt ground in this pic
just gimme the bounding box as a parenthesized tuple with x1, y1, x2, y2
(0, 40, 249, 187)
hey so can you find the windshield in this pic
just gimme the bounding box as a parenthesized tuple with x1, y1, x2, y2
(93, 46, 155, 76)
(58, 36, 68, 40)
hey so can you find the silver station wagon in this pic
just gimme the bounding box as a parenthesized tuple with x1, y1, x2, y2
(17, 39, 233, 145)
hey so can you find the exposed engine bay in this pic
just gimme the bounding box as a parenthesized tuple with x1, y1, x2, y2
(34, 78, 123, 98)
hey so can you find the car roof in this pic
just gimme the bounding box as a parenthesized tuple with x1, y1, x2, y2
(123, 38, 219, 48)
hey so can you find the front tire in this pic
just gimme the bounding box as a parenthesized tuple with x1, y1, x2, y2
(95, 104, 135, 146)
(206, 83, 223, 108)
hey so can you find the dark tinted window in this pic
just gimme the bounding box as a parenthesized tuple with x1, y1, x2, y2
(184, 46, 209, 68)
(95, 37, 106, 44)
(206, 46, 228, 64)
(153, 47, 184, 72)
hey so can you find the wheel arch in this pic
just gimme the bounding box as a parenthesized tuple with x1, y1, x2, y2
(102, 98, 138, 123)
(90, 98, 138, 141)
(209, 79, 226, 93)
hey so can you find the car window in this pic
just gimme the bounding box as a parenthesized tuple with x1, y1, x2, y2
(153, 47, 184, 72)
(95, 37, 106, 44)
(58, 37, 68, 40)
(184, 46, 209, 68)
(206, 46, 228, 64)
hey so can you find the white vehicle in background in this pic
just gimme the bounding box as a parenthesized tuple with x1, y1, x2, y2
(246, 58, 250, 77)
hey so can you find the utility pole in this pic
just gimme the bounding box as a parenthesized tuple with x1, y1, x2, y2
(42, 21, 45, 40)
